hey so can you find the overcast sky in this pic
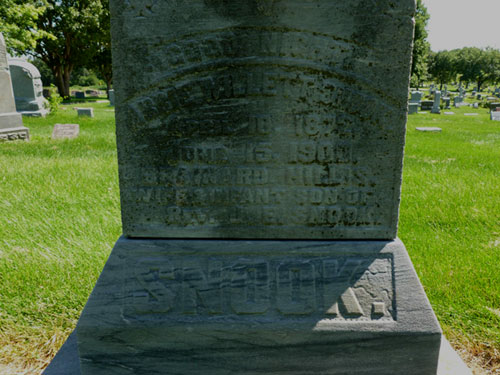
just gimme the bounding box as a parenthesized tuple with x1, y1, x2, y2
(421, 0, 500, 51)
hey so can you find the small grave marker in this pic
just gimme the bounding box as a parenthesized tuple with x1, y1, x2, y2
(51, 123, 79, 139)
(416, 127, 442, 132)
(76, 108, 94, 118)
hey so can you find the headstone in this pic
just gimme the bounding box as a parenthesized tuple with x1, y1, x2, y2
(421, 100, 434, 111)
(489, 102, 500, 112)
(408, 102, 419, 114)
(491, 111, 500, 121)
(409, 90, 423, 104)
(0, 33, 30, 141)
(431, 91, 441, 114)
(74, 91, 86, 99)
(464, 113, 478, 116)
(85, 89, 101, 97)
(52, 123, 80, 139)
(8, 58, 49, 116)
(472, 103, 479, 109)
(55, 2, 442, 374)
(76, 108, 93, 117)
(453, 96, 464, 107)
(443, 97, 450, 109)
(416, 127, 442, 132)
(444, 112, 455, 115)
(108, 89, 115, 106)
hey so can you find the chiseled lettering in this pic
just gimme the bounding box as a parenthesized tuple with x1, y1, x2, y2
(231, 262, 270, 314)
(182, 261, 223, 314)
(276, 261, 315, 315)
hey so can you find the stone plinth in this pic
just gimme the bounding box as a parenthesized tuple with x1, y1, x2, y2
(0, 33, 29, 141)
(75, 238, 441, 375)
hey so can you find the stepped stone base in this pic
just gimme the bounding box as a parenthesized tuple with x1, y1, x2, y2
(0, 112, 29, 141)
(46, 238, 444, 374)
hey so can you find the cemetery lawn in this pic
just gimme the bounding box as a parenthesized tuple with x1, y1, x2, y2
(0, 102, 498, 374)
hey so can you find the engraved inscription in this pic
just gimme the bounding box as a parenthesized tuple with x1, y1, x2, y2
(114, 8, 411, 238)
(125, 256, 395, 322)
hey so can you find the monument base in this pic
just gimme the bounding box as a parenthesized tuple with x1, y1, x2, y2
(0, 112, 29, 141)
(63, 238, 443, 374)
(44, 333, 472, 375)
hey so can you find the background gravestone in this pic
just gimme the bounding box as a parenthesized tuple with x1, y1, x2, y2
(52, 124, 80, 139)
(71, 1, 442, 374)
(0, 33, 29, 141)
(9, 58, 49, 117)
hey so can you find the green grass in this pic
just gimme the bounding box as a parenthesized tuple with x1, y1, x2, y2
(0, 102, 121, 372)
(402, 106, 500, 371)
(0, 101, 499, 373)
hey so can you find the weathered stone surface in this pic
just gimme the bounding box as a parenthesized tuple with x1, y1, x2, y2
(43, 2, 444, 374)
(410, 91, 423, 103)
(108, 89, 115, 106)
(76, 108, 94, 117)
(46, 333, 471, 375)
(111, 0, 416, 240)
(408, 103, 419, 114)
(75, 238, 441, 375)
(0, 33, 29, 140)
(52, 124, 80, 139)
(491, 111, 500, 121)
(431, 91, 441, 114)
(9, 58, 49, 117)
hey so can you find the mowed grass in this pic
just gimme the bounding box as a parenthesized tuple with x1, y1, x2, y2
(402, 105, 500, 373)
(0, 100, 499, 373)
(0, 102, 121, 373)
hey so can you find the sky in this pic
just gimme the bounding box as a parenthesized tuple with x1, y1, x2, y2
(421, 0, 500, 51)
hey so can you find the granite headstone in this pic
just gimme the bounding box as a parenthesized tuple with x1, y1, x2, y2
(431, 91, 441, 114)
(53, 1, 442, 374)
(0, 33, 30, 141)
(9, 58, 49, 116)
(108, 89, 115, 106)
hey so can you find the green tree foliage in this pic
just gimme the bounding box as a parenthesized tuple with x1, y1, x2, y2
(24, 0, 109, 98)
(429, 47, 500, 91)
(0, 0, 49, 53)
(410, 0, 430, 88)
(428, 50, 456, 89)
(89, 0, 113, 95)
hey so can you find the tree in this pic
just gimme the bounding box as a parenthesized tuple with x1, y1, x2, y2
(410, 0, 430, 88)
(89, 0, 113, 95)
(22, 0, 108, 98)
(428, 50, 456, 88)
(456, 47, 497, 92)
(0, 0, 49, 53)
